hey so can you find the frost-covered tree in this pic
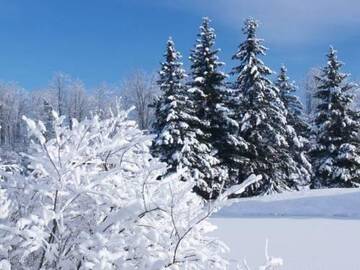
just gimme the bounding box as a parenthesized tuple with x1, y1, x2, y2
(304, 68, 322, 116)
(275, 66, 312, 185)
(0, 187, 12, 270)
(0, 161, 20, 269)
(276, 65, 310, 139)
(0, 106, 262, 269)
(188, 17, 229, 199)
(66, 79, 89, 128)
(151, 38, 191, 174)
(0, 82, 31, 151)
(42, 99, 55, 141)
(187, 18, 246, 186)
(311, 47, 360, 188)
(0, 72, 145, 155)
(90, 82, 119, 120)
(151, 38, 222, 198)
(230, 18, 308, 196)
(49, 72, 71, 117)
(121, 71, 159, 130)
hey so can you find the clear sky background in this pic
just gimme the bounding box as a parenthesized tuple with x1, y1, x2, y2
(0, 0, 359, 91)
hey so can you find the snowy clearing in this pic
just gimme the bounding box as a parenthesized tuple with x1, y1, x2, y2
(212, 218, 360, 270)
(211, 188, 360, 270)
(216, 188, 360, 219)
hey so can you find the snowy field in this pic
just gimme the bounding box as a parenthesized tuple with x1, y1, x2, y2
(215, 188, 360, 219)
(212, 218, 360, 270)
(212, 188, 360, 270)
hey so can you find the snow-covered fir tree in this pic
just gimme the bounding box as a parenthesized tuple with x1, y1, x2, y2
(230, 18, 309, 196)
(151, 38, 221, 198)
(188, 18, 247, 186)
(275, 66, 312, 184)
(275, 65, 310, 139)
(311, 47, 360, 188)
(188, 17, 230, 199)
(151, 38, 188, 174)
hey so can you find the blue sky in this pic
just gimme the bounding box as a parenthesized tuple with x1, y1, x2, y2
(0, 0, 359, 91)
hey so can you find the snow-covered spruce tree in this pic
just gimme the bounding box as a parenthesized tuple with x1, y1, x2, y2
(230, 18, 309, 196)
(0, 107, 262, 269)
(188, 17, 247, 187)
(275, 66, 312, 184)
(151, 38, 222, 199)
(151, 38, 192, 176)
(311, 47, 360, 188)
(188, 17, 230, 199)
(275, 65, 310, 140)
(151, 38, 188, 174)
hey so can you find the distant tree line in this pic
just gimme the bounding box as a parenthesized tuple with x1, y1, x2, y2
(0, 71, 158, 161)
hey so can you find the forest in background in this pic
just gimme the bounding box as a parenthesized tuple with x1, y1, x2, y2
(0, 46, 358, 161)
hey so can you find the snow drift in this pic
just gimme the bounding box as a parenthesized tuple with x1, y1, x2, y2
(217, 188, 360, 219)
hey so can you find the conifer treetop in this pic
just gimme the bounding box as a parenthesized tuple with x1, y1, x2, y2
(158, 37, 186, 91)
(314, 46, 355, 118)
(276, 65, 304, 117)
(189, 17, 226, 86)
(316, 46, 347, 89)
(231, 18, 271, 80)
(231, 18, 274, 103)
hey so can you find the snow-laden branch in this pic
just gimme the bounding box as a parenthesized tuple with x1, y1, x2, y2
(0, 109, 277, 270)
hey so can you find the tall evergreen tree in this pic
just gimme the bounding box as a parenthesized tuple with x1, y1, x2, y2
(276, 65, 310, 139)
(189, 17, 226, 126)
(188, 17, 231, 198)
(275, 65, 312, 185)
(151, 38, 221, 199)
(151, 38, 190, 175)
(311, 47, 360, 188)
(230, 18, 308, 196)
(188, 18, 248, 186)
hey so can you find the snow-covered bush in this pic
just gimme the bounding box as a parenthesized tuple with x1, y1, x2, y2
(0, 189, 11, 259)
(0, 170, 14, 270)
(0, 108, 262, 269)
(239, 240, 283, 270)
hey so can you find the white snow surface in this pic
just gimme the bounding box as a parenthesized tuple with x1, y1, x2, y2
(211, 188, 360, 270)
(212, 217, 360, 270)
(216, 188, 360, 219)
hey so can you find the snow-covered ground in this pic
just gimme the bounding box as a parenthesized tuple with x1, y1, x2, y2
(216, 188, 360, 219)
(212, 218, 360, 270)
(211, 188, 360, 270)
